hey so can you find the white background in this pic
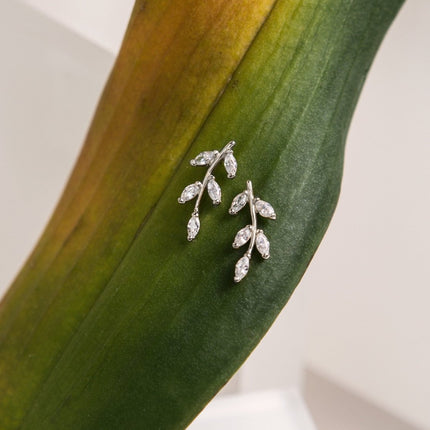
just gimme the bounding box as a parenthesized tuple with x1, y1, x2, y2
(2, 1, 430, 428)
(302, 2, 430, 427)
(21, 0, 134, 54)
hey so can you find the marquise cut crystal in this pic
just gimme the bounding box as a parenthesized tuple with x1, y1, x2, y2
(255, 199, 276, 219)
(191, 150, 218, 166)
(178, 182, 201, 203)
(233, 225, 252, 248)
(207, 178, 221, 204)
(234, 255, 250, 282)
(229, 192, 248, 214)
(187, 215, 200, 241)
(256, 231, 270, 259)
(223, 152, 237, 178)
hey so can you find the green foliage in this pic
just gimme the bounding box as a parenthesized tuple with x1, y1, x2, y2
(0, 0, 404, 428)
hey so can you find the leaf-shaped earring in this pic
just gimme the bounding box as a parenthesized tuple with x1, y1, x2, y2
(178, 140, 237, 241)
(229, 180, 276, 282)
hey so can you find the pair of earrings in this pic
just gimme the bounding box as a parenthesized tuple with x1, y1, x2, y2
(178, 141, 276, 283)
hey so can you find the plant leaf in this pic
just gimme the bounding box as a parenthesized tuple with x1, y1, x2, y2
(0, 0, 404, 429)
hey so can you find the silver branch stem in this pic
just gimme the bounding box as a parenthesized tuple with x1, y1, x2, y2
(245, 180, 257, 259)
(192, 140, 236, 216)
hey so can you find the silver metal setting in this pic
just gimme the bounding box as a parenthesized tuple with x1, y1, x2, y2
(178, 140, 237, 241)
(230, 180, 276, 282)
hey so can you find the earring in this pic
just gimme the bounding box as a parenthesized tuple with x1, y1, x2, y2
(178, 140, 237, 241)
(229, 180, 276, 282)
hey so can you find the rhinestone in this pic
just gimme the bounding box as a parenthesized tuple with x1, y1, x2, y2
(190, 151, 218, 166)
(178, 182, 201, 203)
(255, 199, 276, 219)
(223, 152, 237, 178)
(207, 178, 221, 205)
(229, 192, 248, 214)
(234, 255, 250, 282)
(187, 215, 200, 241)
(256, 231, 270, 259)
(233, 225, 252, 248)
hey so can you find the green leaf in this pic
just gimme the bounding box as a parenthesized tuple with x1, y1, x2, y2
(0, 0, 404, 428)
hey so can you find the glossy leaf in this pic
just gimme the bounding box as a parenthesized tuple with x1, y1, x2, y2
(0, 0, 404, 429)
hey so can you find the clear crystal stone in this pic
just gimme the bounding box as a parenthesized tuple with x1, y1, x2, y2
(234, 255, 250, 282)
(207, 178, 221, 204)
(256, 231, 270, 259)
(191, 150, 218, 166)
(255, 199, 276, 219)
(178, 182, 201, 203)
(233, 225, 252, 248)
(187, 215, 200, 241)
(229, 192, 248, 214)
(223, 152, 237, 178)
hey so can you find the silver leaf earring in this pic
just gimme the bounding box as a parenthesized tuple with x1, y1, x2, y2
(229, 180, 276, 282)
(178, 140, 237, 241)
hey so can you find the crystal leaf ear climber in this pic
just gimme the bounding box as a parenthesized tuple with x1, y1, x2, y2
(229, 180, 276, 282)
(178, 140, 237, 241)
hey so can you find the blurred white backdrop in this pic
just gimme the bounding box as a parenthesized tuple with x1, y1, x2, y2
(21, 0, 134, 53)
(302, 1, 430, 427)
(1, 0, 429, 428)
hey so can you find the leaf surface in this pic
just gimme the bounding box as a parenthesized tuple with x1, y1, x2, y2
(0, 0, 404, 428)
